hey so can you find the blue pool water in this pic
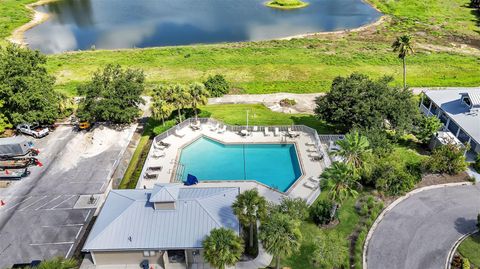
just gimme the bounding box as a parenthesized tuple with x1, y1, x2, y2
(179, 137, 302, 192)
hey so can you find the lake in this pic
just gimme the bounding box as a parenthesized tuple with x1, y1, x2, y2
(24, 0, 381, 54)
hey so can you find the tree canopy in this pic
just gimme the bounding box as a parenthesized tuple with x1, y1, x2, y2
(0, 44, 60, 125)
(315, 73, 418, 133)
(77, 64, 145, 123)
(204, 74, 230, 97)
(202, 228, 244, 269)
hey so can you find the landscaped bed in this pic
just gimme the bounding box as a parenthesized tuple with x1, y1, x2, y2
(265, 0, 309, 9)
(457, 232, 480, 268)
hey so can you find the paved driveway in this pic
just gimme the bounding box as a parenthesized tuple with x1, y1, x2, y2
(0, 125, 133, 268)
(366, 185, 480, 269)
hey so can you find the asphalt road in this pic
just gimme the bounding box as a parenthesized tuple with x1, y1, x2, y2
(0, 126, 132, 268)
(366, 185, 480, 269)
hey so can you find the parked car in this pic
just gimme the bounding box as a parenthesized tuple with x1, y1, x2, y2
(16, 123, 49, 138)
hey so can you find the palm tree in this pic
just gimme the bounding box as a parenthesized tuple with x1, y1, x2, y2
(202, 228, 244, 269)
(37, 257, 77, 269)
(170, 84, 190, 122)
(333, 131, 370, 171)
(259, 213, 302, 269)
(188, 82, 210, 120)
(152, 86, 174, 126)
(321, 161, 360, 205)
(392, 35, 414, 89)
(232, 189, 267, 248)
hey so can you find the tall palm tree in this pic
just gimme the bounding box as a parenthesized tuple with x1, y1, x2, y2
(321, 161, 360, 205)
(151, 86, 174, 126)
(259, 213, 302, 269)
(202, 228, 244, 269)
(37, 257, 77, 269)
(232, 189, 267, 248)
(333, 131, 370, 171)
(188, 82, 210, 120)
(392, 35, 414, 89)
(170, 84, 190, 122)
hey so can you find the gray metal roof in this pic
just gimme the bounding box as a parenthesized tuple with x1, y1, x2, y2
(425, 88, 480, 144)
(468, 92, 480, 107)
(83, 184, 240, 251)
(150, 184, 181, 202)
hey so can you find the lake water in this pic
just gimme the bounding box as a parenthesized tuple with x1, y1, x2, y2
(24, 0, 381, 54)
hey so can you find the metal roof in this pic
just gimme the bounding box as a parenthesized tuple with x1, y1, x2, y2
(150, 184, 181, 202)
(424, 88, 480, 145)
(83, 184, 240, 251)
(468, 92, 480, 107)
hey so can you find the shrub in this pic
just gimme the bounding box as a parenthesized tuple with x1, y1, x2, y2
(371, 158, 420, 196)
(279, 98, 297, 107)
(462, 258, 470, 269)
(413, 115, 442, 144)
(203, 74, 230, 97)
(272, 197, 309, 220)
(424, 143, 468, 175)
(474, 155, 480, 173)
(310, 200, 337, 225)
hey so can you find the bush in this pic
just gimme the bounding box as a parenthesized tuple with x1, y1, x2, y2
(413, 115, 442, 144)
(424, 143, 468, 175)
(272, 197, 309, 220)
(279, 98, 297, 107)
(371, 158, 420, 196)
(310, 200, 337, 225)
(462, 258, 470, 269)
(203, 74, 230, 97)
(358, 128, 393, 157)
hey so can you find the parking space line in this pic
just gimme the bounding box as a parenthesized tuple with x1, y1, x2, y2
(34, 195, 62, 211)
(48, 195, 76, 209)
(29, 241, 74, 246)
(0, 196, 33, 212)
(74, 226, 83, 240)
(40, 224, 84, 228)
(84, 210, 91, 222)
(65, 243, 75, 258)
(18, 196, 49, 211)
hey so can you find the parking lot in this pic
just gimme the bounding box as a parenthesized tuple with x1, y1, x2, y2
(0, 125, 135, 268)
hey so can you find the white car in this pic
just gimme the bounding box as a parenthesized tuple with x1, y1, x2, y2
(16, 123, 49, 138)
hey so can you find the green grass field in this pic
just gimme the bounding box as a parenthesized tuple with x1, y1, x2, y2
(458, 232, 480, 267)
(2, 0, 479, 96)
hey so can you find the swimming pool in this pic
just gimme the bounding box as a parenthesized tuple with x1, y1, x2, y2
(178, 137, 302, 192)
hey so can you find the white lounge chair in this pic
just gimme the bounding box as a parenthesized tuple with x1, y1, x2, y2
(274, 127, 280, 137)
(190, 120, 201, 130)
(152, 150, 165, 158)
(307, 148, 318, 153)
(308, 176, 320, 183)
(239, 129, 249, 137)
(309, 152, 321, 158)
(304, 181, 318, 190)
(153, 142, 166, 150)
(174, 128, 185, 138)
(287, 127, 299, 138)
(305, 142, 315, 146)
(218, 125, 227, 134)
(210, 123, 219, 131)
(264, 127, 272, 136)
(253, 126, 258, 132)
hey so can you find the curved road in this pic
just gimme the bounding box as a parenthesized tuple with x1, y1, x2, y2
(366, 185, 480, 269)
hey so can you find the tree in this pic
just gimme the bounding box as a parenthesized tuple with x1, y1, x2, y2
(36, 257, 77, 269)
(425, 143, 468, 175)
(204, 74, 230, 97)
(311, 232, 348, 268)
(392, 35, 414, 89)
(414, 115, 442, 144)
(232, 189, 267, 248)
(77, 64, 145, 123)
(151, 86, 174, 126)
(333, 131, 371, 171)
(272, 197, 309, 221)
(358, 127, 393, 157)
(309, 200, 337, 225)
(315, 73, 418, 133)
(0, 100, 12, 134)
(371, 157, 418, 196)
(259, 213, 302, 269)
(170, 84, 191, 122)
(202, 228, 244, 269)
(320, 161, 360, 205)
(188, 82, 210, 120)
(0, 44, 60, 125)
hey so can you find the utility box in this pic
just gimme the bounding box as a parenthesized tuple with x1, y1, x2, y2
(0, 136, 34, 158)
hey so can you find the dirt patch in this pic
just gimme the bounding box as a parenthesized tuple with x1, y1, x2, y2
(415, 172, 472, 188)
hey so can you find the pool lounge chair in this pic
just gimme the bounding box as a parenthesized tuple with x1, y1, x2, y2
(309, 176, 320, 183)
(152, 150, 165, 158)
(144, 173, 158, 180)
(307, 148, 318, 153)
(238, 129, 249, 137)
(305, 142, 315, 146)
(153, 141, 167, 150)
(287, 127, 300, 138)
(174, 128, 186, 138)
(210, 123, 220, 131)
(190, 120, 201, 130)
(218, 125, 227, 134)
(274, 127, 280, 137)
(304, 181, 318, 190)
(147, 166, 162, 172)
(264, 127, 272, 136)
(309, 152, 321, 158)
(253, 126, 258, 132)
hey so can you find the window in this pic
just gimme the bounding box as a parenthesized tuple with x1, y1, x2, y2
(143, 250, 156, 257)
(447, 121, 459, 135)
(167, 250, 185, 263)
(462, 97, 472, 107)
(422, 97, 432, 108)
(430, 104, 438, 115)
(439, 112, 449, 125)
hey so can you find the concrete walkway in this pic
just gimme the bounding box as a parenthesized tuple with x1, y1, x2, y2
(208, 93, 324, 114)
(366, 184, 480, 269)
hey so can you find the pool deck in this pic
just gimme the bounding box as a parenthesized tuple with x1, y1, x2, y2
(137, 121, 333, 204)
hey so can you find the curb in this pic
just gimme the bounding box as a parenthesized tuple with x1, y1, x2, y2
(445, 229, 478, 269)
(362, 182, 473, 269)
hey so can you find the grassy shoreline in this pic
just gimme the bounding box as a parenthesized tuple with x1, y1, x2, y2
(265, 0, 309, 10)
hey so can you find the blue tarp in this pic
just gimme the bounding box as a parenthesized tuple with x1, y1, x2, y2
(184, 174, 198, 186)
